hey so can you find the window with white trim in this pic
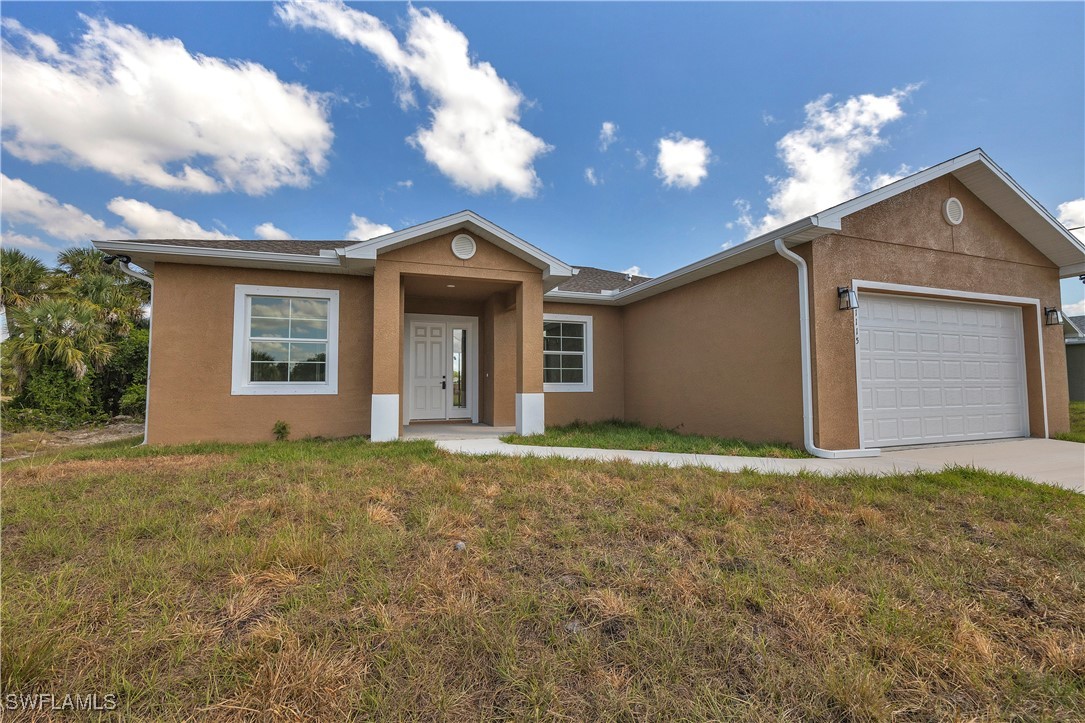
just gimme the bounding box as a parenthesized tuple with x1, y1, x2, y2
(543, 313, 593, 392)
(232, 285, 339, 395)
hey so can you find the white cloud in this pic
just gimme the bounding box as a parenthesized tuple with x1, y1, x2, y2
(1064, 299, 1085, 316)
(346, 214, 393, 242)
(1057, 198, 1085, 242)
(254, 222, 293, 240)
(1, 173, 127, 240)
(620, 265, 642, 277)
(105, 198, 237, 240)
(1, 16, 332, 195)
(278, 1, 549, 198)
(655, 133, 711, 189)
(396, 179, 414, 188)
(1, 173, 236, 243)
(0, 231, 53, 252)
(584, 167, 600, 186)
(599, 121, 618, 151)
(737, 85, 919, 237)
(633, 150, 648, 169)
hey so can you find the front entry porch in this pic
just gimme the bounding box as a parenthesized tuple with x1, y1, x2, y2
(369, 265, 546, 442)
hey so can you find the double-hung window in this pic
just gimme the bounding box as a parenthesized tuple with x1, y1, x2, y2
(543, 313, 593, 392)
(232, 285, 339, 395)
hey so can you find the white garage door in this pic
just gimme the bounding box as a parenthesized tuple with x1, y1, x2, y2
(857, 293, 1028, 448)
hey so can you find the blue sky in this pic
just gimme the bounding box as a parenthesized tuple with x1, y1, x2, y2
(2, 1, 1083, 311)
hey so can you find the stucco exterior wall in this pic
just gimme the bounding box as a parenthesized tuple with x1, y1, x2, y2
(621, 254, 806, 447)
(542, 302, 625, 425)
(809, 176, 1069, 448)
(146, 263, 373, 444)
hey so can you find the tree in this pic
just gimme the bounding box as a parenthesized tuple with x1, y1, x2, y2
(5, 298, 114, 383)
(1, 248, 62, 311)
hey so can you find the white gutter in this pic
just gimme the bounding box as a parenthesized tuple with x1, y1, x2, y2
(104, 254, 153, 445)
(109, 256, 154, 285)
(774, 239, 880, 459)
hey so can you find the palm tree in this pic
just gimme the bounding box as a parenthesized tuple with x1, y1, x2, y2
(5, 298, 114, 383)
(1, 248, 63, 311)
(74, 273, 147, 336)
(57, 247, 112, 279)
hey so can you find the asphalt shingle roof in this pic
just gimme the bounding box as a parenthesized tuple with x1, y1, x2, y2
(554, 266, 651, 293)
(104, 241, 651, 293)
(104, 238, 334, 255)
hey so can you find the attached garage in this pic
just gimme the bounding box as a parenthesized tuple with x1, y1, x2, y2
(857, 293, 1029, 448)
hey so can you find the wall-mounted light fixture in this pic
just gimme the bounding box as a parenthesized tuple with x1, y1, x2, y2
(1044, 306, 1063, 326)
(838, 286, 859, 311)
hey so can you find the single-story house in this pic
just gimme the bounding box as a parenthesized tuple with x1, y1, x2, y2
(1066, 314, 1085, 402)
(94, 149, 1085, 457)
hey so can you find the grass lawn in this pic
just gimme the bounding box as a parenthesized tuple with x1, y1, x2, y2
(1056, 401, 1085, 444)
(3, 439, 1084, 720)
(504, 419, 809, 458)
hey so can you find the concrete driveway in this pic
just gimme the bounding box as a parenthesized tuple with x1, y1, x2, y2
(879, 438, 1084, 494)
(436, 436, 1084, 494)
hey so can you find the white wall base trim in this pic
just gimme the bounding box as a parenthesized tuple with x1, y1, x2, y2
(515, 393, 545, 435)
(370, 394, 400, 442)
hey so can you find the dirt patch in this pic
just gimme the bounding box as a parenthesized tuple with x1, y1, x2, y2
(1, 423, 145, 461)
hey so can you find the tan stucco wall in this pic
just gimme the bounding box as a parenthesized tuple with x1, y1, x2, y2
(146, 263, 372, 444)
(809, 176, 1070, 448)
(542, 302, 626, 425)
(622, 254, 806, 447)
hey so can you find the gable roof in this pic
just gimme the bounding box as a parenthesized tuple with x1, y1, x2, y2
(339, 210, 574, 288)
(94, 210, 576, 290)
(1067, 314, 1085, 340)
(546, 148, 1085, 305)
(93, 150, 1084, 303)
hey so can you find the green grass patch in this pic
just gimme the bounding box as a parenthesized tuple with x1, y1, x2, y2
(3, 438, 1083, 719)
(1055, 401, 1085, 443)
(503, 419, 809, 458)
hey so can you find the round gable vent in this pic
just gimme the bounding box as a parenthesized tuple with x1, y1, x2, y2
(942, 197, 965, 226)
(451, 233, 476, 260)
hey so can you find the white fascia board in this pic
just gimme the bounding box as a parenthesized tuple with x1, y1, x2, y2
(339, 210, 574, 282)
(1062, 262, 1085, 278)
(92, 240, 344, 272)
(816, 149, 1085, 269)
(544, 289, 621, 305)
(605, 216, 829, 305)
(814, 149, 988, 225)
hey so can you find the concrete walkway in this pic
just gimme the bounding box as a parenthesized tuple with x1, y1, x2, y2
(435, 437, 1084, 494)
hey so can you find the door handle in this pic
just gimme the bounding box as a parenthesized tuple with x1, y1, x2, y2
(442, 375, 447, 390)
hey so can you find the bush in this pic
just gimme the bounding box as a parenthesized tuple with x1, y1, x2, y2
(94, 328, 149, 417)
(5, 363, 103, 430)
(119, 383, 147, 417)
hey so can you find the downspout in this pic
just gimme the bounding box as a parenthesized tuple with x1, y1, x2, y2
(104, 255, 153, 445)
(774, 239, 880, 459)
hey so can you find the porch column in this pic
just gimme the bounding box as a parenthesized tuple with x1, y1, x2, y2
(515, 277, 545, 435)
(370, 264, 402, 441)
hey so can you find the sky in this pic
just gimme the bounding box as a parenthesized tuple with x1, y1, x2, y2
(1, 1, 1083, 313)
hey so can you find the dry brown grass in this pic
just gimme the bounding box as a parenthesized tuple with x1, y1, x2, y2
(2, 438, 1083, 720)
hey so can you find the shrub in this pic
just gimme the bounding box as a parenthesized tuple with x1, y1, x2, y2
(11, 363, 99, 428)
(119, 383, 147, 417)
(273, 420, 291, 441)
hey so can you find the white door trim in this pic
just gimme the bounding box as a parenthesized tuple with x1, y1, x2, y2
(850, 280, 1047, 446)
(403, 313, 479, 425)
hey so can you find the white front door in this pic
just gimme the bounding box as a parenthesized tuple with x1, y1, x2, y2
(410, 322, 447, 420)
(857, 293, 1029, 447)
(405, 315, 479, 423)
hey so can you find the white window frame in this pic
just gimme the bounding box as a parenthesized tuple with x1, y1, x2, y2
(231, 284, 339, 396)
(543, 313, 594, 393)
